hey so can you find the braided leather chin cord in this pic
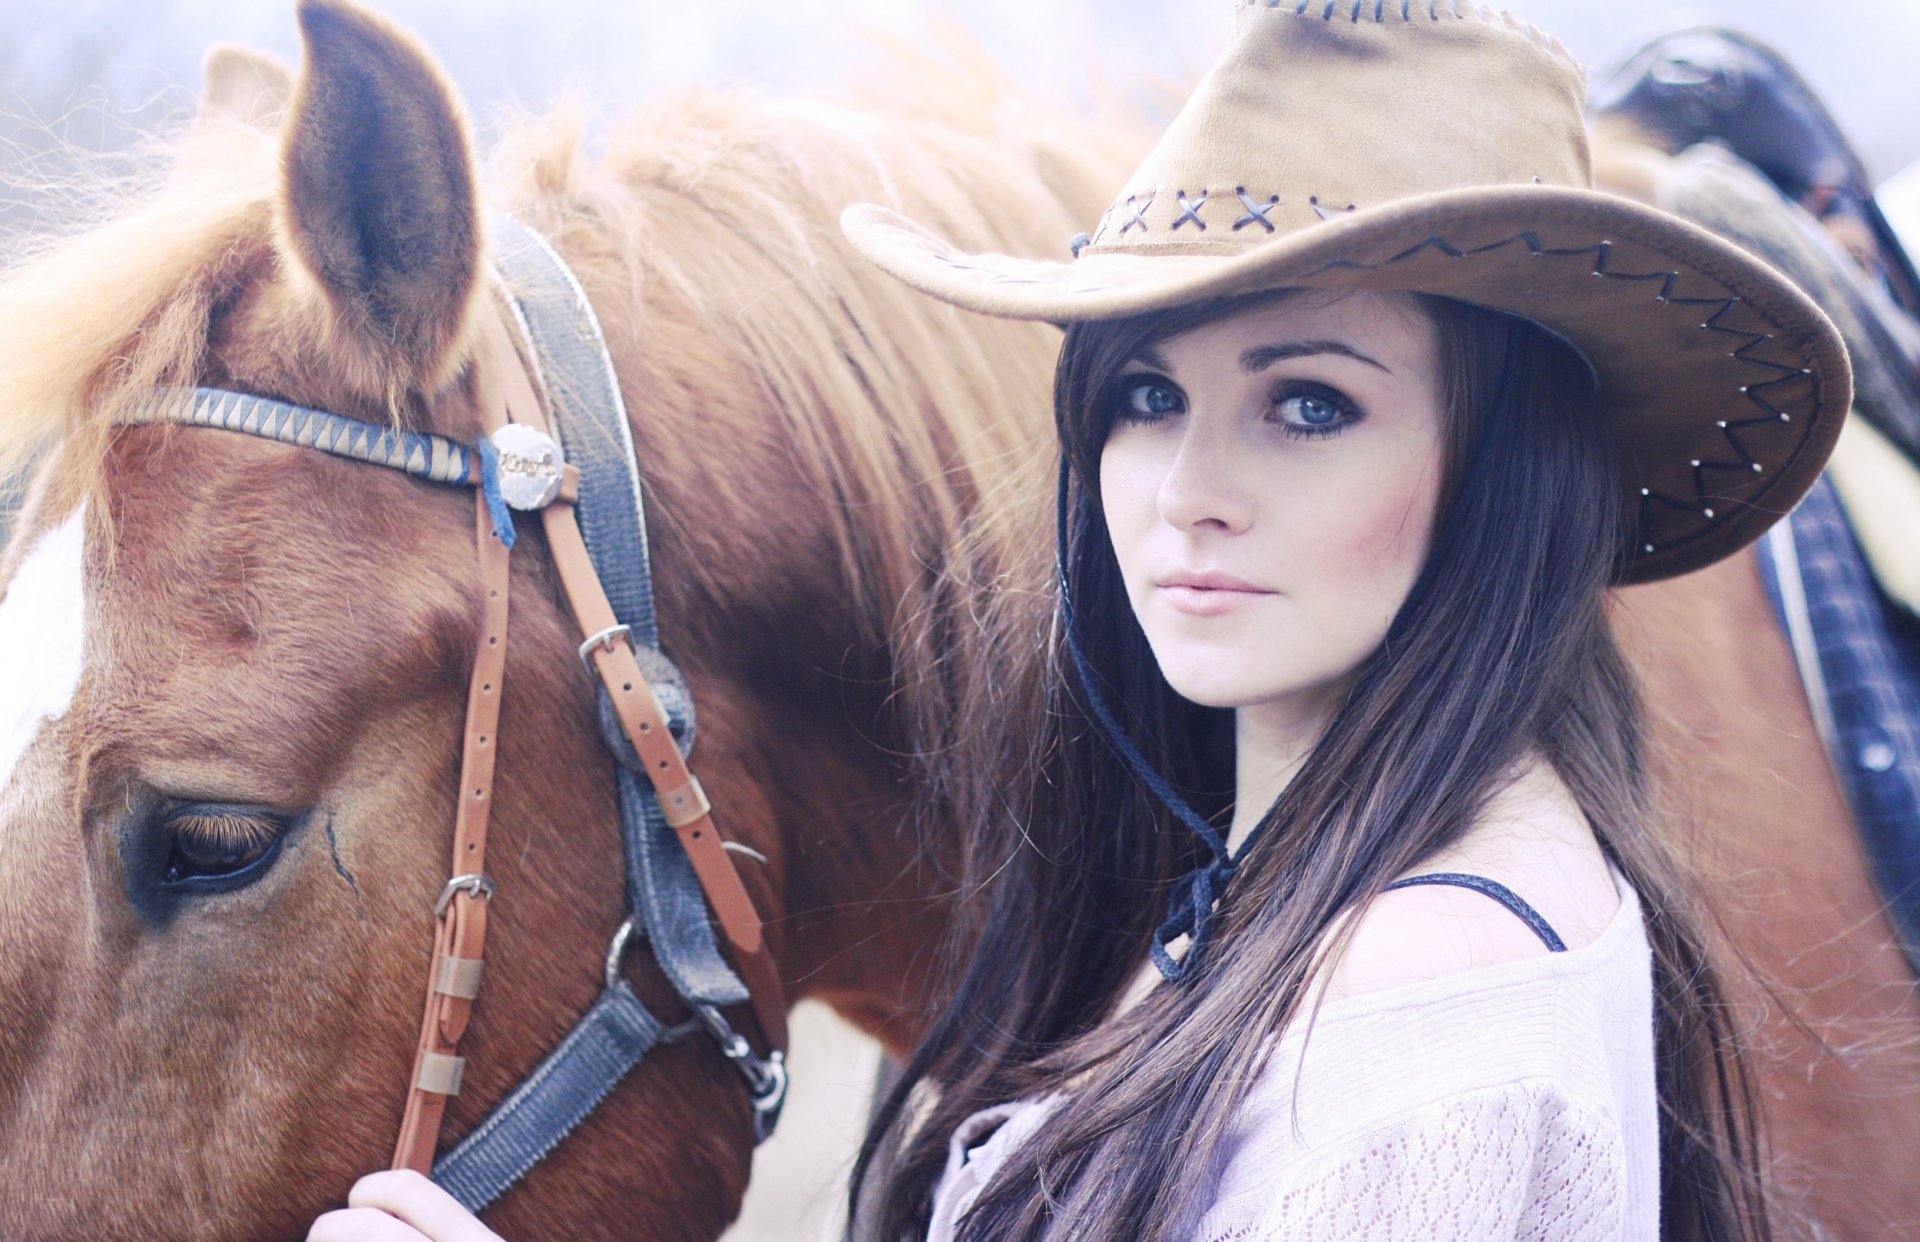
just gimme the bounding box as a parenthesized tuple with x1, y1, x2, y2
(1056, 459, 1238, 981)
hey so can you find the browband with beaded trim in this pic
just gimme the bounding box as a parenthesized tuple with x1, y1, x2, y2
(121, 387, 482, 488)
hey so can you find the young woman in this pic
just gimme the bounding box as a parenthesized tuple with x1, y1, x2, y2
(835, 4, 1850, 1239)
(316, 5, 1847, 1240)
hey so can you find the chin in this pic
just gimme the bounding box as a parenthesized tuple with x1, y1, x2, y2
(1157, 665, 1278, 711)
(1152, 640, 1344, 712)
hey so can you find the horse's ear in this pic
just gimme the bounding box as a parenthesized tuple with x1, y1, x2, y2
(200, 44, 293, 129)
(279, 0, 480, 394)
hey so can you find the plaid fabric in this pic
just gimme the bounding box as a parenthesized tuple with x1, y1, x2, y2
(1756, 474, 1920, 964)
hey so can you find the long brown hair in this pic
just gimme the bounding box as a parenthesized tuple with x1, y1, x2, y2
(851, 289, 1771, 1241)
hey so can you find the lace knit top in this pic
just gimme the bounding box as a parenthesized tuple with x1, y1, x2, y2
(926, 873, 1657, 1240)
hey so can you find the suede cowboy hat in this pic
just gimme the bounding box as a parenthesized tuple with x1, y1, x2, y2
(840, 1, 1853, 584)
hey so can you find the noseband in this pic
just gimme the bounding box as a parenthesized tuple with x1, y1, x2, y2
(118, 216, 789, 1210)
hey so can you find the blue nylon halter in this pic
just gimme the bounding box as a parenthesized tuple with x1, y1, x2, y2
(121, 213, 781, 1212)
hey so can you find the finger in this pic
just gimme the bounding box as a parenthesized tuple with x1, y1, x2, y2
(347, 1170, 504, 1242)
(308, 1206, 433, 1242)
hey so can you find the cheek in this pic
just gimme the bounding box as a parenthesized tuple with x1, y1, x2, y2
(1348, 478, 1436, 573)
(1300, 452, 1442, 624)
(1098, 440, 1161, 582)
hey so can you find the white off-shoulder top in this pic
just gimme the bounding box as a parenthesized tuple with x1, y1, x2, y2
(927, 873, 1658, 1240)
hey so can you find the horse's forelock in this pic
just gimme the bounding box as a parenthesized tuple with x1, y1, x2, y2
(0, 123, 290, 499)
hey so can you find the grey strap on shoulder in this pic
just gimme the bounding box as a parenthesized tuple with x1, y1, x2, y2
(1381, 872, 1569, 953)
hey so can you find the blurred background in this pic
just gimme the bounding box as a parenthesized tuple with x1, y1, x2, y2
(5, 2, 1915, 1237)
(6, 1, 1920, 240)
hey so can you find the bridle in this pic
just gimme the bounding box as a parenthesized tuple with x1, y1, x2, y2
(118, 215, 790, 1210)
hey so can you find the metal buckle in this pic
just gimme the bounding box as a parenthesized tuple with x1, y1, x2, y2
(434, 873, 496, 919)
(577, 624, 633, 676)
(693, 1002, 789, 1143)
(603, 911, 788, 1140)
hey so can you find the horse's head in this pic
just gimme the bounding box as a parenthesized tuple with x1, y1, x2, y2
(0, 0, 1106, 1230)
(0, 3, 761, 1235)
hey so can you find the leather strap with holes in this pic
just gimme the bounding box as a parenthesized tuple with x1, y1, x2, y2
(389, 305, 789, 1175)
(538, 499, 789, 1053)
(392, 477, 512, 1174)
(478, 305, 789, 1055)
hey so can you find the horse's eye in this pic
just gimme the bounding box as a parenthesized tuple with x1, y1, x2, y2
(160, 806, 289, 886)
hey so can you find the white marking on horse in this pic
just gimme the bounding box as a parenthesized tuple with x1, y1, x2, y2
(0, 505, 87, 795)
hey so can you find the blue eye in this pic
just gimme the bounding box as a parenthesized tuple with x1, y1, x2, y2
(1272, 384, 1360, 438)
(1288, 395, 1342, 425)
(1118, 376, 1184, 424)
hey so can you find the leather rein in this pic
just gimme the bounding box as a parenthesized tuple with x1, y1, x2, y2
(118, 216, 789, 1210)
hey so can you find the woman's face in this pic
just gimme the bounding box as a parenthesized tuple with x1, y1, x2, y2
(1098, 290, 1447, 722)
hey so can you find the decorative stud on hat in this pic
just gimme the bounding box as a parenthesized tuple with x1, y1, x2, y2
(841, 0, 1852, 583)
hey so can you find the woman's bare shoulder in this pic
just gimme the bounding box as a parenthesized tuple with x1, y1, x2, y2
(1321, 759, 1622, 1003)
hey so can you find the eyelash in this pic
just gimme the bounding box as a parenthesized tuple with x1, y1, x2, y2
(1110, 375, 1364, 440)
(1113, 375, 1184, 427)
(1269, 380, 1362, 440)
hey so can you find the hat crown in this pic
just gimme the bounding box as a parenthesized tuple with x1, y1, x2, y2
(1085, 1, 1591, 255)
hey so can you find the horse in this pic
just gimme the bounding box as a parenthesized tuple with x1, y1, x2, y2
(1607, 567, 1920, 1238)
(1582, 31, 1920, 1235)
(0, 1, 1119, 1237)
(4, 4, 1918, 1240)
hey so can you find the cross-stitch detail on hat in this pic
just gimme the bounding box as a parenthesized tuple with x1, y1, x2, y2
(1233, 189, 1282, 231)
(1084, 1, 1588, 256)
(1089, 189, 1380, 248)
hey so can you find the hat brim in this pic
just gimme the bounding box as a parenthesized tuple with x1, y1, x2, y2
(842, 185, 1851, 584)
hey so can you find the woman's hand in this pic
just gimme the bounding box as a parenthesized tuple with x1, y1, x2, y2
(307, 1170, 505, 1242)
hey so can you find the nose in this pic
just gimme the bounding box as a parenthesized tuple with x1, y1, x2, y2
(1156, 416, 1255, 534)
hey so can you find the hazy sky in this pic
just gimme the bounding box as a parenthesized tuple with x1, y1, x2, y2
(5, 2, 1918, 184)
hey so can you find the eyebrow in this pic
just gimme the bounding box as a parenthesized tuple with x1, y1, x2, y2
(1129, 346, 1175, 373)
(1123, 339, 1392, 376)
(1240, 340, 1391, 374)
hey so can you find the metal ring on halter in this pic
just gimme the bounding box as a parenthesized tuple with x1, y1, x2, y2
(603, 914, 642, 990)
(602, 916, 704, 1040)
(434, 873, 496, 919)
(693, 1002, 790, 1141)
(577, 624, 633, 676)
(721, 840, 770, 866)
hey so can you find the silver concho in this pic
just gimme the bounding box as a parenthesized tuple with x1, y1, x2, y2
(490, 423, 566, 510)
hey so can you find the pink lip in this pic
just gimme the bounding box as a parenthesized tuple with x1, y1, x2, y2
(1156, 571, 1275, 615)
(1160, 569, 1268, 592)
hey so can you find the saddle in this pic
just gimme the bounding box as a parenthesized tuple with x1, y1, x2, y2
(1592, 30, 1920, 964)
(1590, 26, 1920, 320)
(1591, 28, 1920, 466)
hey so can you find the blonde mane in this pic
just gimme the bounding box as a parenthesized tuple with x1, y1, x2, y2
(0, 117, 282, 511)
(0, 57, 1135, 799)
(484, 81, 1130, 788)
